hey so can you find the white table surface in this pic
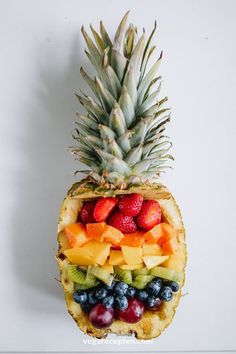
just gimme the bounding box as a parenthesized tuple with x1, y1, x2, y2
(0, 0, 236, 352)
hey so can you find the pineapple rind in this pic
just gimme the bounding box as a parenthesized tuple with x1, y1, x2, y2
(57, 183, 186, 339)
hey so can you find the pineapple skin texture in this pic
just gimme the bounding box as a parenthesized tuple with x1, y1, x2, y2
(57, 182, 187, 339)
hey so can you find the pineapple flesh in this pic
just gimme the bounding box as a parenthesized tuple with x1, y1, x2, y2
(57, 12, 186, 339)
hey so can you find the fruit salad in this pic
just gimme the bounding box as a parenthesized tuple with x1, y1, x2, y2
(61, 193, 184, 329)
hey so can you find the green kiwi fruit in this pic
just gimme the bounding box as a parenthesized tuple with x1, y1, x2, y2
(132, 267, 149, 277)
(68, 265, 99, 287)
(132, 275, 154, 289)
(149, 266, 184, 282)
(114, 266, 132, 284)
(88, 265, 114, 286)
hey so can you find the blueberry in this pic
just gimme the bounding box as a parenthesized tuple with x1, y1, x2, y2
(73, 291, 87, 304)
(115, 295, 128, 310)
(159, 286, 173, 302)
(126, 286, 136, 298)
(167, 281, 179, 293)
(95, 287, 108, 300)
(81, 302, 92, 314)
(147, 279, 162, 296)
(88, 291, 98, 305)
(137, 290, 149, 301)
(146, 296, 161, 308)
(106, 280, 116, 291)
(103, 295, 114, 309)
(114, 282, 128, 296)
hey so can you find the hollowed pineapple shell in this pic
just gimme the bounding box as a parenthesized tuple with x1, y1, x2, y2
(57, 182, 186, 339)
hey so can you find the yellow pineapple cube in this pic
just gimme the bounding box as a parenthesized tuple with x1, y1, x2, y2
(143, 243, 163, 256)
(143, 255, 169, 270)
(119, 264, 143, 270)
(109, 250, 125, 265)
(102, 262, 114, 273)
(121, 246, 143, 265)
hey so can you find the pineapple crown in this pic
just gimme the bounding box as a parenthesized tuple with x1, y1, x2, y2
(71, 12, 173, 188)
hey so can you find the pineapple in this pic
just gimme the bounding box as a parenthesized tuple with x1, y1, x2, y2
(57, 12, 186, 339)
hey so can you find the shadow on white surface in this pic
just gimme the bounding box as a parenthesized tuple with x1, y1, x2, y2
(11, 35, 87, 313)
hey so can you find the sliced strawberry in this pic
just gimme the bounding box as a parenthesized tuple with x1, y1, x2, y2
(118, 193, 143, 217)
(108, 211, 137, 233)
(93, 197, 118, 222)
(79, 200, 96, 224)
(135, 200, 161, 231)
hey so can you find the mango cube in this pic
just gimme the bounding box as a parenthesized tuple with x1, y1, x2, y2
(82, 240, 111, 266)
(64, 248, 93, 266)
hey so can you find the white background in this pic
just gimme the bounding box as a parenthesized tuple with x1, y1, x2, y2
(0, 0, 236, 352)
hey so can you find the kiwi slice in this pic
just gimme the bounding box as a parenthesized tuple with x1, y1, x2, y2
(68, 265, 99, 287)
(68, 265, 86, 283)
(88, 265, 114, 286)
(132, 267, 149, 277)
(114, 266, 132, 285)
(149, 266, 184, 282)
(132, 275, 154, 289)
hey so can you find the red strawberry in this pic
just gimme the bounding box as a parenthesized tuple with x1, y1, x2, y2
(135, 200, 161, 230)
(108, 211, 137, 233)
(79, 200, 96, 224)
(118, 193, 143, 217)
(93, 197, 118, 222)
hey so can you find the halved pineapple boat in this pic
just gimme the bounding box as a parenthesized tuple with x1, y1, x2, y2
(57, 182, 186, 339)
(57, 12, 186, 339)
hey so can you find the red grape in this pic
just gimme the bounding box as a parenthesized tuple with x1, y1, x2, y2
(89, 304, 115, 329)
(117, 298, 144, 323)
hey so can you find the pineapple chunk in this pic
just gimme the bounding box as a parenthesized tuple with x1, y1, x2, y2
(109, 250, 125, 265)
(121, 246, 143, 265)
(143, 243, 163, 256)
(102, 262, 114, 273)
(162, 245, 186, 271)
(119, 264, 143, 270)
(82, 240, 111, 266)
(64, 248, 93, 266)
(143, 255, 169, 270)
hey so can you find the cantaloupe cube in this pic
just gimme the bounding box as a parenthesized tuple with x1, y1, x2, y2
(82, 240, 111, 266)
(64, 248, 93, 265)
(64, 223, 91, 248)
(86, 222, 107, 242)
(143, 224, 163, 244)
(119, 264, 143, 270)
(102, 225, 124, 244)
(143, 243, 163, 256)
(119, 232, 145, 247)
(157, 223, 177, 245)
(143, 255, 169, 270)
(121, 246, 143, 265)
(162, 236, 178, 255)
(109, 250, 125, 265)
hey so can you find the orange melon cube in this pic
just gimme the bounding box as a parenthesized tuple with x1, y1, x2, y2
(162, 236, 179, 255)
(143, 224, 163, 244)
(64, 223, 91, 248)
(157, 223, 177, 245)
(119, 232, 145, 247)
(102, 225, 124, 244)
(86, 222, 107, 242)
